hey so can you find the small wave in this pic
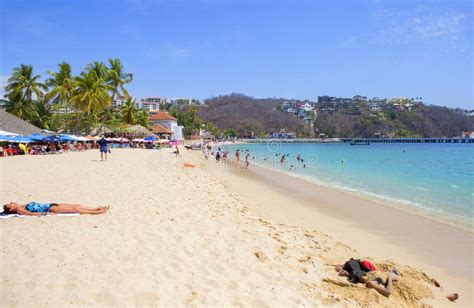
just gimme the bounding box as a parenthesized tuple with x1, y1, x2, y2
(404, 184, 429, 192)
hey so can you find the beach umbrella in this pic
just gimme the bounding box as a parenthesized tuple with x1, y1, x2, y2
(75, 136, 89, 142)
(28, 133, 46, 141)
(42, 135, 62, 143)
(9, 136, 33, 143)
(59, 134, 76, 142)
(144, 136, 157, 141)
(0, 135, 15, 142)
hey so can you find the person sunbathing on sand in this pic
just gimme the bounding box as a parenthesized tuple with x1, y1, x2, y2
(335, 260, 460, 302)
(335, 261, 399, 297)
(3, 202, 110, 216)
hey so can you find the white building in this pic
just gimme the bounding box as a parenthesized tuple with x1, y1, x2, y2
(136, 97, 167, 111)
(149, 111, 183, 141)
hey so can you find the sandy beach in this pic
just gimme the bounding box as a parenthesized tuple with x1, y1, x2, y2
(1, 148, 472, 307)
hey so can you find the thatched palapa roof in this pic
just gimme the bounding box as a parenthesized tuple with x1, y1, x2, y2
(0, 109, 42, 135)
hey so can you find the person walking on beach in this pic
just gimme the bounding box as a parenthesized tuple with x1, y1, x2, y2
(235, 149, 240, 162)
(98, 136, 108, 161)
(174, 146, 181, 158)
(203, 147, 209, 160)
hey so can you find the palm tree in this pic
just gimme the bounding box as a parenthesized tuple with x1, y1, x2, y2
(31, 99, 51, 129)
(71, 70, 112, 115)
(107, 58, 133, 106)
(4, 64, 47, 102)
(119, 98, 139, 124)
(45, 62, 75, 112)
(3, 97, 35, 120)
(87, 61, 109, 81)
(136, 110, 151, 129)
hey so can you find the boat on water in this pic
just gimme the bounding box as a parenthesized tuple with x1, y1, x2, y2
(350, 139, 370, 145)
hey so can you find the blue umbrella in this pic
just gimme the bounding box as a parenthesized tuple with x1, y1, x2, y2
(144, 136, 157, 141)
(28, 133, 46, 141)
(42, 135, 62, 143)
(0, 135, 15, 142)
(9, 136, 33, 143)
(59, 134, 76, 142)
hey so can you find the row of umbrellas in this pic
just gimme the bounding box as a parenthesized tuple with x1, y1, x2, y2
(0, 130, 170, 144)
(132, 136, 170, 143)
(0, 131, 97, 144)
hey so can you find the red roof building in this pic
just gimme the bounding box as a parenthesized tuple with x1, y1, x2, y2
(149, 112, 177, 121)
(153, 124, 173, 134)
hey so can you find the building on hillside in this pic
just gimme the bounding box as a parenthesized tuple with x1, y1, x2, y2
(136, 97, 167, 111)
(353, 95, 367, 102)
(368, 97, 387, 105)
(271, 130, 296, 139)
(112, 96, 126, 109)
(299, 102, 314, 112)
(461, 131, 474, 138)
(149, 111, 183, 141)
(367, 102, 382, 112)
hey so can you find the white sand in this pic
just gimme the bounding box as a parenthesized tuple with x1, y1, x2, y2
(0, 148, 470, 306)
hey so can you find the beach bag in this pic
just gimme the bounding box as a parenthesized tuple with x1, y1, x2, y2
(343, 258, 366, 283)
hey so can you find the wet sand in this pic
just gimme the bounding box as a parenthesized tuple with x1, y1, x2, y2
(205, 153, 474, 306)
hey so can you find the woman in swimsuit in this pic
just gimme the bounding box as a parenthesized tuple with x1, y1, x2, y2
(3, 201, 110, 216)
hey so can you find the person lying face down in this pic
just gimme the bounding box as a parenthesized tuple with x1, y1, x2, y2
(3, 201, 110, 216)
(335, 258, 460, 302)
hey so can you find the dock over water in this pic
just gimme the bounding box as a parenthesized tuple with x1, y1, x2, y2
(340, 138, 474, 143)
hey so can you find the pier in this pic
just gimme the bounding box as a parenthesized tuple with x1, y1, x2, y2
(340, 138, 474, 144)
(240, 138, 474, 144)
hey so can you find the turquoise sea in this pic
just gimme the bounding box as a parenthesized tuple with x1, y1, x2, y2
(221, 143, 474, 230)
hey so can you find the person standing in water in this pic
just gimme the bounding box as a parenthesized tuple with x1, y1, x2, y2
(280, 154, 286, 164)
(235, 149, 240, 162)
(98, 136, 108, 162)
(215, 147, 221, 162)
(245, 153, 250, 169)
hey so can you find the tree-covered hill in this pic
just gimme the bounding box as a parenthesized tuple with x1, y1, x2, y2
(198, 94, 474, 138)
(199, 94, 310, 137)
(314, 104, 474, 138)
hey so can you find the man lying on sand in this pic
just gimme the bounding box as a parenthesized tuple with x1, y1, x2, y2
(335, 258, 459, 302)
(335, 258, 399, 297)
(3, 202, 110, 216)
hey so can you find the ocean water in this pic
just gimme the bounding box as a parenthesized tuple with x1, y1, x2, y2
(221, 142, 474, 230)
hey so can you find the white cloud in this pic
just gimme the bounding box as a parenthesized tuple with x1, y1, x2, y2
(143, 42, 212, 59)
(342, 7, 471, 50)
(0, 75, 10, 98)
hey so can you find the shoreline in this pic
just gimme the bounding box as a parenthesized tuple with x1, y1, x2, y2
(218, 142, 474, 233)
(198, 150, 473, 304)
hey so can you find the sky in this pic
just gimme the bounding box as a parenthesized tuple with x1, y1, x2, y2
(0, 0, 472, 108)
